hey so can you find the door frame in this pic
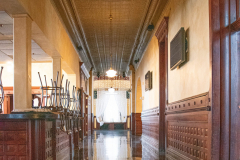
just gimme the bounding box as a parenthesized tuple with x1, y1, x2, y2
(155, 17, 169, 154)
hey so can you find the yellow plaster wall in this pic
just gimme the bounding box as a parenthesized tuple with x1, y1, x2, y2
(135, 36, 159, 111)
(135, 0, 209, 109)
(136, 78, 143, 113)
(167, 0, 209, 102)
(17, 0, 81, 87)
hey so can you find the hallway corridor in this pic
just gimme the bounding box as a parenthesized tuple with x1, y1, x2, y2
(74, 130, 161, 160)
(0, 0, 239, 159)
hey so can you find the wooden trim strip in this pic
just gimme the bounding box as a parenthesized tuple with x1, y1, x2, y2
(141, 106, 159, 117)
(166, 92, 209, 113)
(168, 92, 209, 105)
(165, 106, 211, 115)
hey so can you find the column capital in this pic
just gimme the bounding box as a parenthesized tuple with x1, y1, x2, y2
(13, 14, 32, 20)
(52, 56, 62, 59)
(129, 65, 135, 71)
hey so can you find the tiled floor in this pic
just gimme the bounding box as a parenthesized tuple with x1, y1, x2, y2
(73, 130, 163, 160)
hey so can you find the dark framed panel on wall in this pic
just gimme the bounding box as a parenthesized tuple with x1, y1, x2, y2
(145, 71, 152, 91)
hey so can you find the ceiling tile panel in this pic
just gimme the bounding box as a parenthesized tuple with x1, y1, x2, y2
(0, 11, 13, 25)
(71, 0, 148, 73)
(0, 24, 13, 35)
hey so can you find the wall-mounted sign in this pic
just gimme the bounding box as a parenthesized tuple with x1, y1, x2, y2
(145, 71, 152, 91)
(126, 91, 130, 99)
(170, 27, 188, 70)
(94, 91, 97, 99)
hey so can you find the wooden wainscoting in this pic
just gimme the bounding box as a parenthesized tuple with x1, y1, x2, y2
(165, 92, 211, 160)
(0, 120, 30, 160)
(131, 113, 142, 135)
(141, 107, 159, 159)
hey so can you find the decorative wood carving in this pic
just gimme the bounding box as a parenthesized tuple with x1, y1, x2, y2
(0, 116, 77, 160)
(94, 76, 130, 81)
(56, 129, 70, 160)
(166, 111, 209, 160)
(0, 120, 29, 160)
(166, 93, 211, 160)
(155, 17, 168, 42)
(45, 121, 53, 160)
(166, 92, 210, 114)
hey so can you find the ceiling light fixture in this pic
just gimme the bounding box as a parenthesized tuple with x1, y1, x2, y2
(106, 67, 117, 77)
(108, 87, 115, 93)
(106, 4, 117, 78)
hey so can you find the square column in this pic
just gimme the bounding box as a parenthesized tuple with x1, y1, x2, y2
(13, 14, 32, 111)
(52, 57, 62, 85)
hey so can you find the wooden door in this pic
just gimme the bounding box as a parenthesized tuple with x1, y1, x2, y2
(210, 0, 240, 159)
(3, 95, 13, 114)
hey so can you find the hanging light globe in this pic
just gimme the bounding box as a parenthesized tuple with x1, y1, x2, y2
(106, 67, 117, 77)
(108, 87, 115, 93)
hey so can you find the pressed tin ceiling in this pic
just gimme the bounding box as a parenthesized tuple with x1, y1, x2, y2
(51, 0, 167, 75)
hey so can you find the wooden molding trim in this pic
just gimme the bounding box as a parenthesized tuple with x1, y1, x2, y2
(155, 17, 169, 154)
(3, 86, 42, 95)
(131, 0, 168, 70)
(81, 63, 90, 79)
(155, 17, 169, 42)
(166, 92, 210, 114)
(141, 106, 159, 117)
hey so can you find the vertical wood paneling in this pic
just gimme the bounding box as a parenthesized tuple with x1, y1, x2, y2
(141, 107, 159, 159)
(165, 93, 211, 160)
(131, 113, 142, 135)
(0, 120, 29, 160)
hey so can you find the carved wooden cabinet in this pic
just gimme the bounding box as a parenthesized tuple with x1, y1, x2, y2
(84, 95, 88, 136)
(165, 93, 211, 160)
(0, 113, 79, 160)
(84, 95, 92, 136)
